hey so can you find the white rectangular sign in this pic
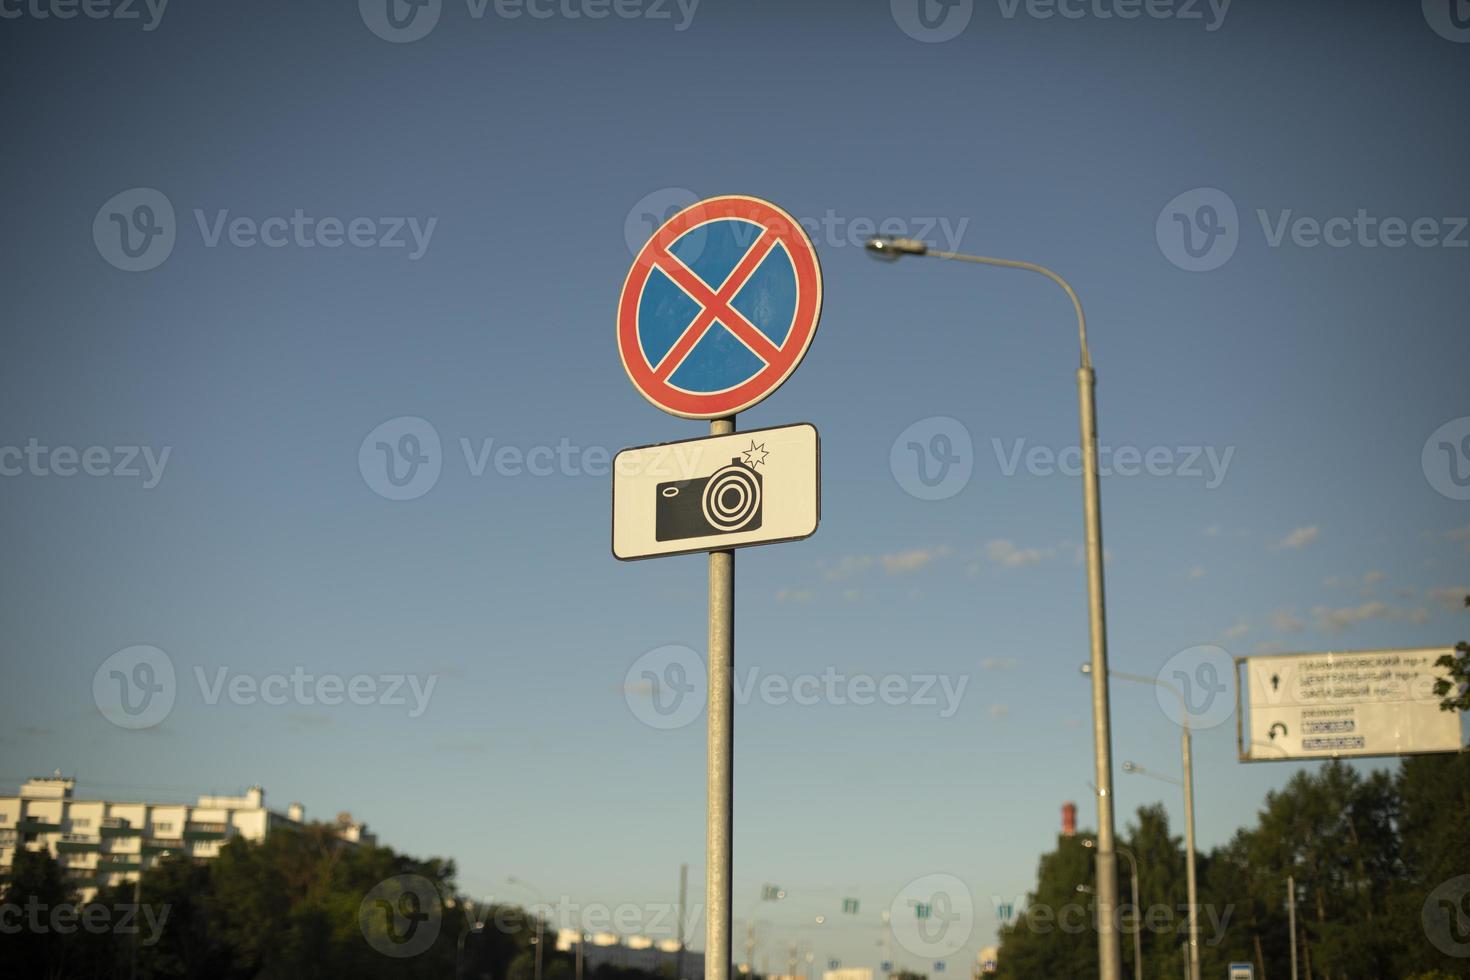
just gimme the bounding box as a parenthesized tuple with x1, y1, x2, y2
(612, 423, 819, 561)
(1239, 648, 1463, 761)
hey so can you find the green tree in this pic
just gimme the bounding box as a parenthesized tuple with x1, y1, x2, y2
(994, 831, 1097, 978)
(0, 847, 75, 980)
(1432, 595, 1470, 711)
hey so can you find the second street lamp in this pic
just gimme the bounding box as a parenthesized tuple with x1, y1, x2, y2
(867, 234, 1123, 980)
(1083, 839, 1142, 980)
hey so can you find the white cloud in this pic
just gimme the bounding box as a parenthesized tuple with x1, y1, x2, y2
(1188, 566, 1207, 580)
(1310, 601, 1399, 632)
(1276, 526, 1320, 550)
(988, 704, 1010, 718)
(776, 589, 814, 604)
(1428, 587, 1469, 612)
(1363, 571, 1385, 586)
(1204, 525, 1221, 537)
(822, 555, 874, 582)
(1448, 525, 1470, 552)
(1408, 607, 1430, 625)
(981, 658, 1018, 671)
(882, 546, 951, 575)
(822, 547, 953, 581)
(1254, 641, 1286, 654)
(1222, 622, 1250, 639)
(1272, 610, 1305, 634)
(988, 539, 1054, 567)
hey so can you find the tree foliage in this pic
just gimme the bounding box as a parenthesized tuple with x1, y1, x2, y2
(0, 823, 557, 980)
(1432, 594, 1470, 712)
(995, 756, 1470, 979)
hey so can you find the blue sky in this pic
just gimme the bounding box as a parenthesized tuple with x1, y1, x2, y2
(2, 0, 1469, 970)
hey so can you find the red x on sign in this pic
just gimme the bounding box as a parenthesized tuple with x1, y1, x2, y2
(618, 195, 822, 419)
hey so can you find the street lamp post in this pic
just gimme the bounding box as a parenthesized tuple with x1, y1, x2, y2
(867, 235, 1122, 980)
(1083, 840, 1141, 980)
(508, 876, 548, 980)
(1110, 666, 1201, 980)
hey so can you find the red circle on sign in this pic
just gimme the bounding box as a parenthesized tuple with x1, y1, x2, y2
(617, 195, 822, 419)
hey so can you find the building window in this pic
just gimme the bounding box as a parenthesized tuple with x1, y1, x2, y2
(72, 818, 91, 829)
(154, 822, 173, 832)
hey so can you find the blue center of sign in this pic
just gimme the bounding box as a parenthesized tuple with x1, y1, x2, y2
(637, 218, 799, 394)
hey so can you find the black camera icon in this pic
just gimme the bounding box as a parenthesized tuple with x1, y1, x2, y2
(655, 458, 763, 542)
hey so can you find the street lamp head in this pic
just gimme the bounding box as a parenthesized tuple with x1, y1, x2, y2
(864, 236, 929, 260)
(1080, 838, 1095, 849)
(1079, 662, 1092, 675)
(1122, 761, 1139, 773)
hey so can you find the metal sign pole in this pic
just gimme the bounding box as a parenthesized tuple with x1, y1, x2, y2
(707, 415, 736, 980)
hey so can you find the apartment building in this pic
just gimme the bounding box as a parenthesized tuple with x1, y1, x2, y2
(0, 773, 375, 900)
